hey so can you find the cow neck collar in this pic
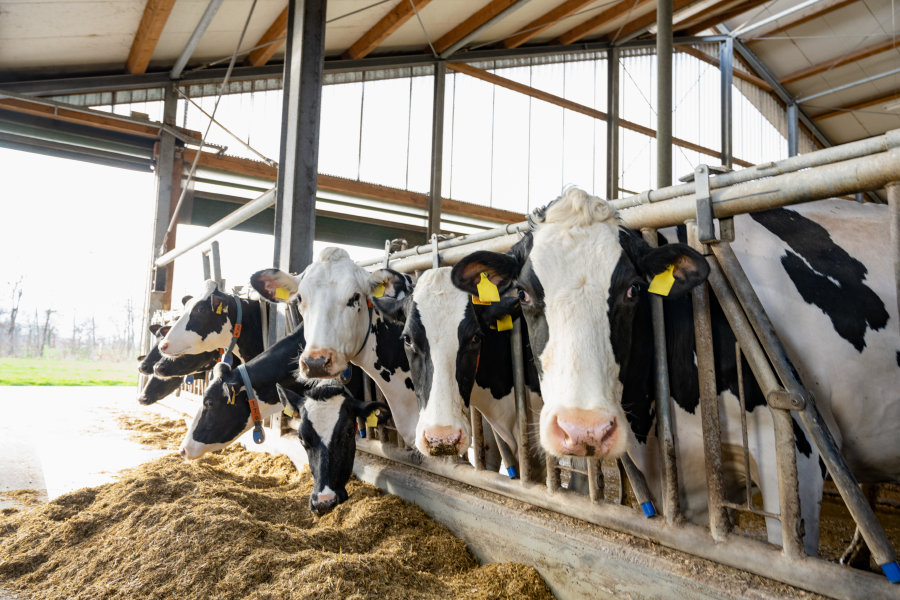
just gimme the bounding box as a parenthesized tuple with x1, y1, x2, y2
(236, 363, 265, 445)
(218, 292, 243, 364)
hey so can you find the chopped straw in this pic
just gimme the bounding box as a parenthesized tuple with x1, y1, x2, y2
(0, 414, 555, 600)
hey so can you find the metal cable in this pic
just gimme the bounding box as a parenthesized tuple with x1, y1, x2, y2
(161, 0, 258, 251)
(408, 0, 437, 57)
(329, 0, 393, 23)
(610, 0, 642, 43)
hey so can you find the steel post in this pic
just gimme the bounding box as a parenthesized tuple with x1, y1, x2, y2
(427, 62, 446, 238)
(547, 455, 561, 494)
(640, 227, 680, 524)
(274, 0, 327, 276)
(201, 253, 211, 280)
(510, 320, 532, 484)
(471, 406, 485, 470)
(720, 37, 733, 169)
(606, 47, 620, 200)
(687, 222, 730, 540)
(657, 0, 673, 190)
(888, 182, 900, 328)
(209, 240, 222, 287)
(363, 374, 376, 439)
(587, 459, 603, 503)
(788, 103, 799, 157)
(170, 0, 226, 79)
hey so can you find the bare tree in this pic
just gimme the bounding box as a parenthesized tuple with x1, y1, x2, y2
(39, 309, 56, 359)
(7, 277, 23, 352)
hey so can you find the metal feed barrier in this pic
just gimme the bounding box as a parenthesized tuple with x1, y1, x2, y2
(339, 130, 900, 599)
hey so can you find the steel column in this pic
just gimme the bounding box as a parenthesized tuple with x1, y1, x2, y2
(657, 0, 673, 189)
(641, 227, 680, 524)
(427, 62, 446, 238)
(471, 406, 486, 470)
(274, 0, 327, 275)
(720, 37, 733, 169)
(170, 0, 226, 79)
(788, 103, 799, 157)
(511, 319, 532, 484)
(606, 47, 620, 200)
(887, 182, 900, 327)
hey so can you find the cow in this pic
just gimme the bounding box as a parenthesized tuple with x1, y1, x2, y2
(137, 324, 171, 375)
(137, 374, 188, 406)
(177, 323, 364, 460)
(249, 249, 526, 474)
(276, 382, 390, 515)
(159, 282, 264, 363)
(448, 187, 900, 557)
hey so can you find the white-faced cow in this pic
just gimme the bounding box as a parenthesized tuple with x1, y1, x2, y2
(451, 188, 900, 556)
(159, 282, 264, 362)
(277, 382, 390, 515)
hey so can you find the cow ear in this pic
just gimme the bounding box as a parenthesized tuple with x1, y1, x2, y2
(276, 384, 304, 412)
(355, 400, 391, 424)
(638, 244, 710, 298)
(476, 296, 521, 330)
(213, 362, 232, 380)
(368, 269, 413, 300)
(371, 295, 410, 324)
(251, 268, 300, 303)
(149, 324, 162, 336)
(160, 326, 171, 337)
(452, 250, 522, 297)
(137, 355, 146, 362)
(181, 295, 193, 307)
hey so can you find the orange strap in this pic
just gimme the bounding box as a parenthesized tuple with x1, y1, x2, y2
(248, 395, 262, 423)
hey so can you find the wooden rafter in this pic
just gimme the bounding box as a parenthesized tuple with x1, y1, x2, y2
(745, 0, 858, 43)
(778, 38, 900, 85)
(126, 0, 178, 74)
(246, 6, 289, 67)
(675, 0, 742, 30)
(812, 88, 900, 121)
(676, 45, 773, 91)
(502, 0, 596, 49)
(0, 98, 178, 139)
(605, 0, 696, 42)
(557, 0, 654, 46)
(342, 0, 433, 60)
(447, 62, 753, 167)
(684, 0, 771, 36)
(433, 0, 519, 54)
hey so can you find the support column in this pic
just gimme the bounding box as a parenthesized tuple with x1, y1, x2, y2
(720, 37, 733, 169)
(162, 149, 183, 310)
(273, 0, 327, 275)
(427, 62, 446, 238)
(656, 0, 673, 189)
(787, 103, 799, 157)
(606, 47, 620, 200)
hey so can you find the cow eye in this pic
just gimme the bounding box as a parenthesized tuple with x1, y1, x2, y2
(517, 288, 531, 303)
(471, 332, 481, 344)
(402, 334, 412, 348)
(626, 284, 640, 300)
(350, 292, 360, 305)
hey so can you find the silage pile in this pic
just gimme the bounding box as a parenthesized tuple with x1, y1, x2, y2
(115, 412, 187, 450)
(0, 443, 554, 600)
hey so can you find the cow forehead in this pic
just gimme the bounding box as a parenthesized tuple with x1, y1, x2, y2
(412, 269, 470, 343)
(303, 394, 347, 447)
(300, 258, 368, 302)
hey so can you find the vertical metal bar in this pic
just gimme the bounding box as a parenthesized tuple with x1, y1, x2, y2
(587, 459, 602, 503)
(170, 0, 226, 79)
(888, 182, 900, 329)
(363, 374, 375, 439)
(687, 222, 730, 540)
(201, 252, 211, 280)
(657, 0, 673, 190)
(788, 103, 799, 158)
(720, 37, 733, 170)
(547, 455, 561, 494)
(274, 0, 327, 277)
(470, 406, 485, 471)
(209, 240, 222, 287)
(606, 48, 620, 200)
(735, 344, 753, 511)
(641, 227, 680, 524)
(510, 320, 532, 484)
(427, 62, 446, 238)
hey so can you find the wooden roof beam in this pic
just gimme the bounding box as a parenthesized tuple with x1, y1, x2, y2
(246, 6, 289, 67)
(502, 0, 596, 49)
(676, 45, 773, 91)
(745, 0, 857, 42)
(812, 87, 900, 121)
(556, 0, 654, 46)
(126, 0, 179, 74)
(779, 38, 899, 85)
(342, 0, 433, 60)
(433, 0, 519, 54)
(684, 0, 771, 36)
(675, 0, 742, 31)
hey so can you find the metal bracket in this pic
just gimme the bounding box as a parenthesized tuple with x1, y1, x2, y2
(695, 164, 717, 244)
(767, 390, 806, 411)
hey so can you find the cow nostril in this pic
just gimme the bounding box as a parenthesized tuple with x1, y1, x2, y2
(179, 448, 187, 458)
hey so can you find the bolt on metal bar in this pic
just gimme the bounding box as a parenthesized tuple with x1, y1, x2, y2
(687, 221, 731, 541)
(471, 406, 486, 471)
(888, 182, 900, 328)
(711, 242, 898, 570)
(640, 227, 680, 524)
(510, 319, 532, 485)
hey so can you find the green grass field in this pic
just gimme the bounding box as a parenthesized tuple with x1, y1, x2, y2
(0, 358, 138, 386)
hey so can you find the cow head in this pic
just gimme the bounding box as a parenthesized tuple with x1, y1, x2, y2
(137, 374, 185, 406)
(159, 281, 233, 357)
(373, 268, 518, 457)
(152, 349, 220, 379)
(451, 187, 708, 459)
(277, 383, 389, 515)
(137, 325, 171, 375)
(250, 248, 414, 380)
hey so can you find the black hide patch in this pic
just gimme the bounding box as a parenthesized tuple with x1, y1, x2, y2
(153, 350, 222, 379)
(404, 305, 433, 412)
(371, 314, 410, 383)
(792, 415, 812, 458)
(751, 208, 888, 352)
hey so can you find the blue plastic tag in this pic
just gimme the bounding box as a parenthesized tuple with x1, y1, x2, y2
(252, 427, 265, 445)
(881, 560, 900, 583)
(641, 501, 656, 518)
(223, 355, 233, 365)
(506, 465, 518, 479)
(185, 375, 194, 385)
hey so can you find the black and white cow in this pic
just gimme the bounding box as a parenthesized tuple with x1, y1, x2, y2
(159, 282, 264, 362)
(250, 248, 526, 472)
(449, 188, 900, 556)
(137, 374, 188, 406)
(137, 324, 171, 376)
(277, 382, 390, 515)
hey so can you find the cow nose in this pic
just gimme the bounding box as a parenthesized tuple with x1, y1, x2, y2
(179, 447, 187, 458)
(137, 394, 151, 406)
(159, 342, 169, 353)
(310, 493, 339, 515)
(422, 426, 466, 457)
(301, 353, 334, 378)
(549, 410, 619, 458)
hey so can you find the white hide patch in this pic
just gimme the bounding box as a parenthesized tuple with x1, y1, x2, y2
(411, 268, 471, 450)
(162, 279, 231, 356)
(304, 394, 345, 448)
(316, 485, 336, 500)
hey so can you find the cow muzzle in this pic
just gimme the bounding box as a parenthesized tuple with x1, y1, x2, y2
(310, 491, 340, 515)
(300, 350, 337, 378)
(420, 425, 466, 457)
(544, 408, 621, 458)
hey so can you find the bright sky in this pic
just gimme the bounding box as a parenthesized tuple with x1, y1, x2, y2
(0, 148, 377, 340)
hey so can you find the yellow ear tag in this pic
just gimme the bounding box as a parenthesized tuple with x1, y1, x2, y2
(476, 273, 500, 303)
(496, 314, 513, 332)
(366, 409, 380, 428)
(228, 388, 236, 405)
(472, 295, 492, 306)
(215, 302, 222, 314)
(283, 405, 296, 417)
(648, 265, 676, 296)
(373, 284, 385, 298)
(275, 287, 289, 301)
